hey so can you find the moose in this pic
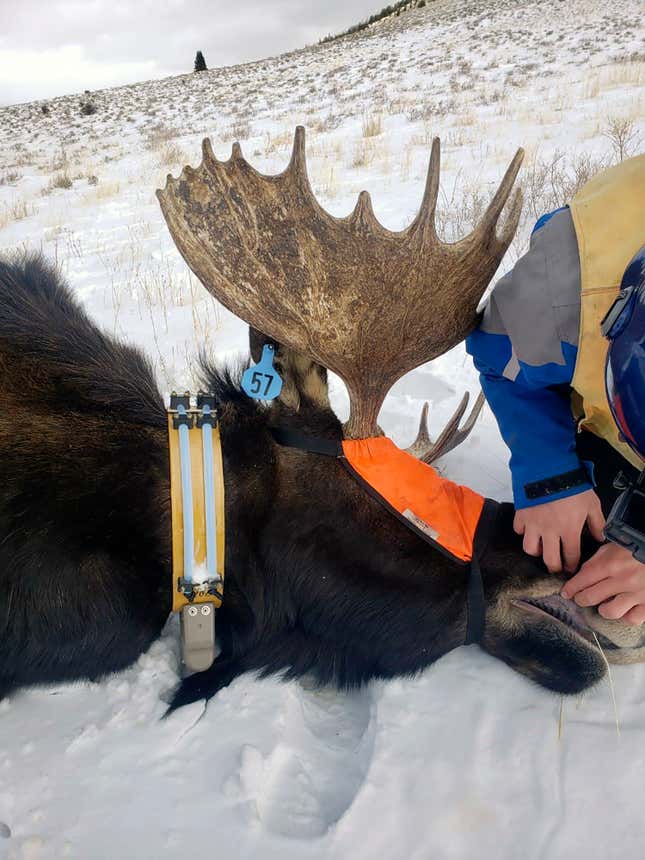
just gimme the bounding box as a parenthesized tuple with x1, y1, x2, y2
(1, 129, 643, 712)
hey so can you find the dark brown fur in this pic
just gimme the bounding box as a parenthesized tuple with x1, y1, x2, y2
(2, 255, 643, 712)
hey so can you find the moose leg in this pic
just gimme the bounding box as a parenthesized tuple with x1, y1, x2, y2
(166, 652, 247, 713)
(166, 629, 348, 713)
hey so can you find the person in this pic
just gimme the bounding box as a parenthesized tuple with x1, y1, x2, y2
(466, 154, 645, 624)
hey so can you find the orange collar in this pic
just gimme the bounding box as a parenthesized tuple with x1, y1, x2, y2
(341, 437, 485, 563)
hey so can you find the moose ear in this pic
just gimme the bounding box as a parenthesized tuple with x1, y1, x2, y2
(248, 326, 329, 412)
(248, 325, 276, 364)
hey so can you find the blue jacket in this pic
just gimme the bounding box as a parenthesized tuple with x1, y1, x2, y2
(466, 207, 593, 508)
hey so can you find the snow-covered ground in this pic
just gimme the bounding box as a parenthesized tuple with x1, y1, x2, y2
(0, 0, 644, 857)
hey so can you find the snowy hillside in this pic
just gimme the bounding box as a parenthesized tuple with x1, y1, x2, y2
(1, 0, 644, 857)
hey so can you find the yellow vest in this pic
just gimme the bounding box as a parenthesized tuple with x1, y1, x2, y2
(569, 155, 645, 470)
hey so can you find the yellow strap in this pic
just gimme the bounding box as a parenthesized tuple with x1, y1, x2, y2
(168, 412, 225, 613)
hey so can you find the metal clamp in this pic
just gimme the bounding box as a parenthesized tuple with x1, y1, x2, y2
(177, 575, 223, 603)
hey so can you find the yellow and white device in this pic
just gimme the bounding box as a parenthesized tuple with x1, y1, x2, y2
(167, 392, 225, 672)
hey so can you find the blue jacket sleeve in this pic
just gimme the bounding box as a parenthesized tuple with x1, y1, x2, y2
(465, 207, 592, 508)
(467, 330, 592, 508)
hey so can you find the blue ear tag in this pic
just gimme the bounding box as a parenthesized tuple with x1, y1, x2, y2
(241, 344, 283, 400)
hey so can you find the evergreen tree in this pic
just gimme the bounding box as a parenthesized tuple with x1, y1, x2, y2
(194, 51, 207, 72)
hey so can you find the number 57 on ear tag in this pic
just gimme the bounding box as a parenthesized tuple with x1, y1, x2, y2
(242, 344, 283, 400)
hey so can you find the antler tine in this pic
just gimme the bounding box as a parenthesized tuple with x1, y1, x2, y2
(350, 190, 382, 232)
(406, 401, 432, 459)
(497, 185, 524, 248)
(424, 391, 485, 464)
(288, 125, 307, 174)
(407, 391, 486, 465)
(201, 137, 216, 164)
(411, 137, 441, 237)
(405, 394, 467, 460)
(476, 147, 525, 237)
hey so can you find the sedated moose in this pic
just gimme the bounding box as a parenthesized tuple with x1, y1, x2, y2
(1, 129, 643, 712)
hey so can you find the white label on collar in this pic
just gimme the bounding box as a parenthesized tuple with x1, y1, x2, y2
(402, 509, 439, 540)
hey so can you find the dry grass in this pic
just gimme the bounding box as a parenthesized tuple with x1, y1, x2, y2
(43, 171, 73, 194)
(582, 61, 645, 100)
(0, 170, 21, 186)
(158, 141, 187, 167)
(399, 143, 413, 181)
(349, 140, 375, 169)
(143, 123, 181, 152)
(453, 110, 477, 127)
(362, 112, 383, 138)
(264, 129, 292, 155)
(592, 631, 621, 738)
(80, 181, 121, 204)
(221, 121, 254, 143)
(410, 121, 434, 147)
(0, 199, 37, 228)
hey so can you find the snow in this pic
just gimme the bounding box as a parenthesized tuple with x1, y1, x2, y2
(1, 0, 644, 857)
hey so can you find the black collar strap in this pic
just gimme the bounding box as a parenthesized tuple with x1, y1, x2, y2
(270, 426, 494, 646)
(270, 426, 342, 457)
(465, 499, 498, 645)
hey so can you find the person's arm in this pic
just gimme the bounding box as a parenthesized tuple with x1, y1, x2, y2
(466, 207, 605, 572)
(467, 333, 604, 572)
(470, 337, 592, 509)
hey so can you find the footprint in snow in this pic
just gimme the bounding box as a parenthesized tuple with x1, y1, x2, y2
(242, 680, 376, 839)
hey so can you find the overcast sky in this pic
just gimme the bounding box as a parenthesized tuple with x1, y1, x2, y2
(0, 0, 383, 106)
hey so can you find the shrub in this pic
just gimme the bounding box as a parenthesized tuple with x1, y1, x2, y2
(194, 51, 207, 72)
(80, 101, 97, 116)
(157, 141, 188, 167)
(603, 117, 639, 162)
(144, 124, 181, 152)
(46, 172, 73, 192)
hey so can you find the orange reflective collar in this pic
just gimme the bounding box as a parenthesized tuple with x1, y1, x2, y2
(341, 437, 485, 563)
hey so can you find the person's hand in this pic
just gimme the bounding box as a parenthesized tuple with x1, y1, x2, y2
(513, 489, 605, 574)
(561, 542, 645, 625)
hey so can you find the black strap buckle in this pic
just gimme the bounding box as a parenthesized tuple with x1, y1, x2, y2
(605, 469, 645, 563)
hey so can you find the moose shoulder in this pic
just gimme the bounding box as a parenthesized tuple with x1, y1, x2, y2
(1, 256, 643, 711)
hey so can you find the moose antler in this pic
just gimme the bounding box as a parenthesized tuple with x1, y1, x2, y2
(406, 391, 485, 464)
(157, 127, 523, 438)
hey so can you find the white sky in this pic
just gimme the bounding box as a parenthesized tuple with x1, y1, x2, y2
(0, 0, 383, 106)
